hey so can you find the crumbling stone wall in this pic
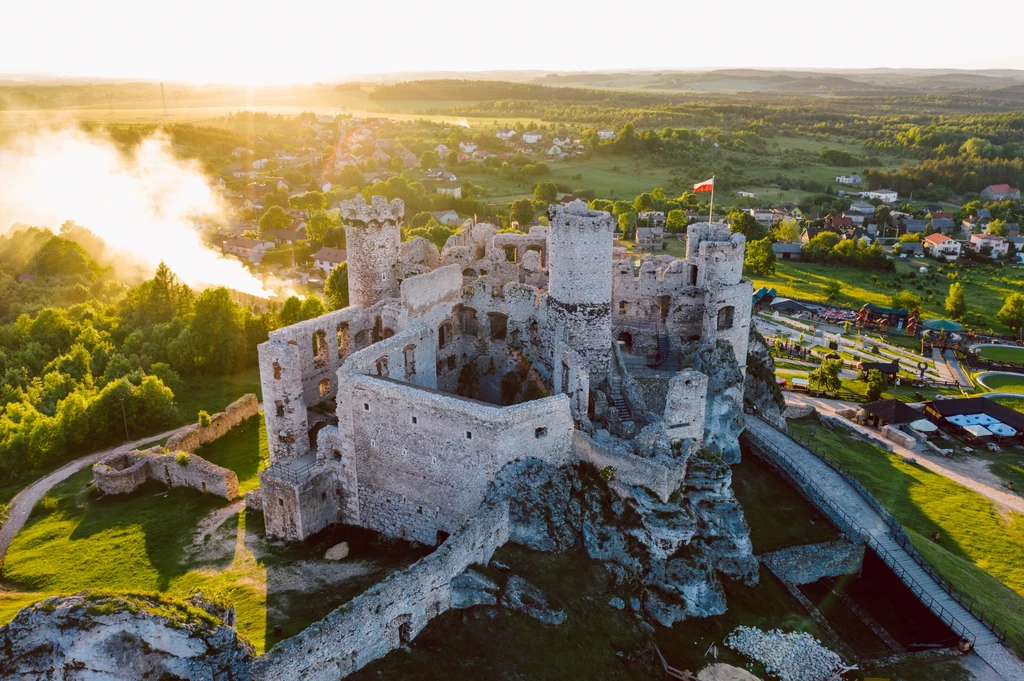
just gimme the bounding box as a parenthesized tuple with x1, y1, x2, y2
(93, 448, 240, 500)
(164, 394, 259, 453)
(252, 500, 510, 681)
(573, 431, 687, 502)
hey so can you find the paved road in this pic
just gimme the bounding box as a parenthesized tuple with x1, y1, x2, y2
(945, 349, 972, 388)
(0, 426, 186, 566)
(745, 417, 1024, 681)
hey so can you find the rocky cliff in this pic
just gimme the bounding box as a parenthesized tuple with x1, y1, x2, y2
(0, 591, 254, 681)
(681, 339, 746, 464)
(744, 327, 787, 430)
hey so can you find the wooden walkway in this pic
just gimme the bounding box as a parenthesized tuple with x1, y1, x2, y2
(743, 416, 1024, 681)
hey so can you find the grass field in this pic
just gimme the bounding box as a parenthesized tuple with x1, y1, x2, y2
(192, 415, 268, 494)
(977, 373, 1024, 394)
(751, 260, 1024, 334)
(788, 417, 1024, 655)
(978, 346, 1024, 364)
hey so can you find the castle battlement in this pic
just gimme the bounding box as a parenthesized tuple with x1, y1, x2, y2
(548, 199, 616, 233)
(340, 195, 405, 225)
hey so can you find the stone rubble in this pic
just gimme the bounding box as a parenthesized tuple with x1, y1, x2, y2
(724, 626, 843, 681)
(500, 575, 567, 625)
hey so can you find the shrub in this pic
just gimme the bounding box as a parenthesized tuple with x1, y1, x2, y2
(197, 410, 211, 427)
(175, 452, 190, 466)
(600, 465, 617, 482)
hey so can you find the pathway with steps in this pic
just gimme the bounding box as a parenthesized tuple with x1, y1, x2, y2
(607, 374, 634, 430)
(744, 416, 1024, 681)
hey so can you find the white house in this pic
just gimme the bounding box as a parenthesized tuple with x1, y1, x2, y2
(312, 247, 347, 275)
(923, 233, 961, 261)
(749, 208, 775, 226)
(736, 191, 756, 198)
(436, 182, 462, 198)
(472, 149, 490, 161)
(521, 132, 543, 144)
(970, 233, 1009, 258)
(222, 237, 274, 264)
(252, 158, 269, 170)
(496, 129, 517, 141)
(597, 129, 616, 140)
(431, 210, 460, 225)
(860, 189, 898, 203)
(552, 136, 572, 147)
(435, 144, 450, 158)
(458, 141, 478, 153)
(836, 174, 862, 185)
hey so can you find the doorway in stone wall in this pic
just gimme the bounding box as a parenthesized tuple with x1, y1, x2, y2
(387, 614, 413, 647)
(436, 529, 450, 545)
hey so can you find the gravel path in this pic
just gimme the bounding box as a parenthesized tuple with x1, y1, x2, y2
(0, 426, 187, 566)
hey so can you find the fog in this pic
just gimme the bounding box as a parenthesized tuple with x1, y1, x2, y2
(0, 126, 273, 297)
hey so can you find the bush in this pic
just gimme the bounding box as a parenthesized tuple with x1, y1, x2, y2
(175, 452, 190, 466)
(197, 410, 211, 427)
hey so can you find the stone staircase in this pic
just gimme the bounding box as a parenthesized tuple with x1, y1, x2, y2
(608, 374, 634, 428)
(655, 325, 671, 366)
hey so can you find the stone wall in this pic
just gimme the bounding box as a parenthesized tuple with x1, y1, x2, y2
(572, 431, 686, 502)
(93, 448, 240, 500)
(334, 368, 572, 545)
(164, 394, 259, 453)
(761, 539, 866, 585)
(252, 500, 510, 681)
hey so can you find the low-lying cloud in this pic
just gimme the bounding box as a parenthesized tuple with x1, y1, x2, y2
(0, 126, 273, 297)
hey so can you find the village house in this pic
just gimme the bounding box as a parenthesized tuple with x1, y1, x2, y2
(902, 219, 929, 234)
(736, 191, 756, 198)
(426, 167, 457, 183)
(252, 158, 270, 170)
(597, 129, 616, 140)
(637, 211, 666, 229)
(372, 149, 391, 164)
(924, 233, 961, 261)
(472, 149, 490, 161)
(635, 226, 665, 250)
(436, 182, 462, 198)
(431, 210, 460, 225)
(546, 144, 565, 158)
(495, 129, 516, 141)
(823, 214, 854, 232)
(772, 242, 801, 261)
(458, 141, 478, 153)
(434, 144, 450, 157)
(232, 167, 258, 180)
(222, 237, 274, 264)
(521, 131, 543, 144)
(231, 147, 252, 158)
(262, 227, 306, 246)
(981, 184, 1021, 201)
(334, 153, 361, 168)
(749, 208, 775, 226)
(899, 241, 924, 257)
(312, 246, 347, 276)
(835, 174, 862, 185)
(931, 217, 956, 234)
(970, 233, 1009, 257)
(860, 189, 898, 203)
(552, 135, 572, 147)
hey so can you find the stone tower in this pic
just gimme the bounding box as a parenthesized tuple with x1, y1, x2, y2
(547, 200, 616, 379)
(341, 195, 404, 308)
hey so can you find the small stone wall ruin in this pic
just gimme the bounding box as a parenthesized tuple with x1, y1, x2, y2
(164, 394, 260, 453)
(252, 499, 509, 681)
(92, 448, 240, 500)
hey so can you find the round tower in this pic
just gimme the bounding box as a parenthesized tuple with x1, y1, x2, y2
(341, 195, 404, 308)
(547, 200, 616, 379)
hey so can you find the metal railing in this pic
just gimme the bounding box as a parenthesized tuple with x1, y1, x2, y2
(743, 420, 1008, 645)
(262, 457, 320, 485)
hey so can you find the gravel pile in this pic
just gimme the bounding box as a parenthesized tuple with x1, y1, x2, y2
(724, 626, 843, 681)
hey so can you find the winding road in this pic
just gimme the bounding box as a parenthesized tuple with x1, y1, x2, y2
(0, 426, 187, 566)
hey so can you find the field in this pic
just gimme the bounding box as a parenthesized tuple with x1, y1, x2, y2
(977, 373, 1024, 394)
(788, 417, 1024, 655)
(751, 260, 1024, 334)
(0, 414, 428, 653)
(978, 346, 1024, 364)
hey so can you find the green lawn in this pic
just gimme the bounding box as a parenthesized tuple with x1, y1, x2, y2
(978, 346, 1024, 364)
(978, 373, 1024, 394)
(751, 261, 1024, 335)
(192, 415, 268, 494)
(788, 417, 1024, 655)
(176, 366, 262, 427)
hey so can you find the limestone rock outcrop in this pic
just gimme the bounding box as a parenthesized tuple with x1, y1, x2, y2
(682, 340, 746, 463)
(744, 328, 787, 430)
(0, 591, 254, 681)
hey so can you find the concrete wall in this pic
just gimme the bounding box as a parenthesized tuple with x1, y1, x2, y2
(92, 448, 240, 500)
(337, 372, 572, 545)
(252, 500, 509, 681)
(164, 394, 259, 453)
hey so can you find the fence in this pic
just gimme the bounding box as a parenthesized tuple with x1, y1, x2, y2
(743, 419, 1008, 645)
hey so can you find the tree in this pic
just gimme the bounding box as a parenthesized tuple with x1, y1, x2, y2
(510, 198, 535, 227)
(419, 150, 439, 169)
(997, 293, 1024, 333)
(339, 165, 364, 188)
(809, 357, 844, 395)
(324, 262, 350, 310)
(666, 209, 688, 234)
(188, 288, 247, 374)
(890, 290, 922, 311)
(988, 219, 1008, 236)
(743, 237, 777, 276)
(823, 279, 842, 301)
(306, 212, 339, 244)
(259, 205, 292, 234)
(945, 282, 966, 319)
(865, 369, 886, 401)
(533, 181, 558, 203)
(618, 212, 637, 239)
(279, 296, 302, 326)
(774, 218, 801, 244)
(728, 211, 768, 242)
(289, 191, 326, 219)
(299, 296, 327, 321)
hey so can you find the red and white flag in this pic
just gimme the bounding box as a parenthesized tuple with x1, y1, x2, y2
(693, 178, 714, 193)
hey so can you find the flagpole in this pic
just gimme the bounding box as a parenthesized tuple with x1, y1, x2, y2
(709, 175, 715, 224)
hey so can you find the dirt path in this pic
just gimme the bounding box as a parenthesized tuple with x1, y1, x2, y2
(0, 426, 187, 566)
(784, 393, 1024, 515)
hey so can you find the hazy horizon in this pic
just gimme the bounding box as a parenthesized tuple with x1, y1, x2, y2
(3, 0, 1023, 84)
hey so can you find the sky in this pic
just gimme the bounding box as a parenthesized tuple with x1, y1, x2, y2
(1, 0, 1022, 82)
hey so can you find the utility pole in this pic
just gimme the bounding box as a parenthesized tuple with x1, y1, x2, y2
(120, 398, 130, 441)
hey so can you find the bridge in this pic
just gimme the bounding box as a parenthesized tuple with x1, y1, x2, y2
(743, 416, 1024, 681)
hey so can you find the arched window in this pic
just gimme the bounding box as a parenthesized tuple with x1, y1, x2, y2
(438, 320, 453, 349)
(717, 305, 735, 331)
(354, 329, 370, 350)
(375, 356, 389, 377)
(312, 330, 328, 366)
(337, 322, 350, 359)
